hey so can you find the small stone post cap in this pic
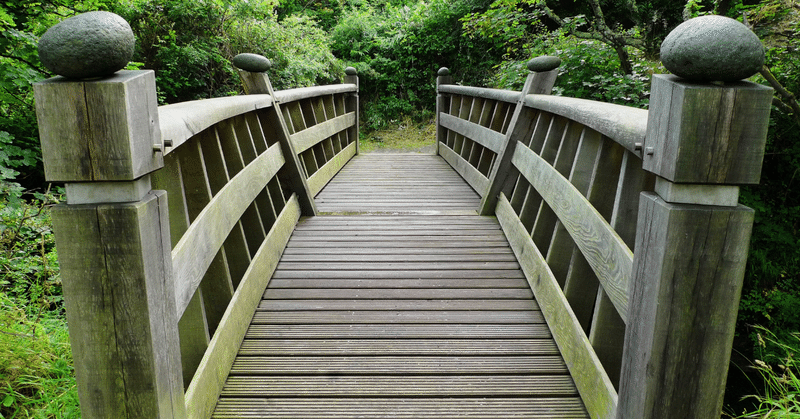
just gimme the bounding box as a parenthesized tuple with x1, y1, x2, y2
(660, 15, 765, 82)
(38, 11, 134, 79)
(437, 67, 451, 77)
(345, 67, 358, 76)
(233, 53, 272, 73)
(527, 56, 561, 72)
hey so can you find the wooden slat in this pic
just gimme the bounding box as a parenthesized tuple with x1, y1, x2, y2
(290, 112, 355, 154)
(172, 144, 285, 316)
(237, 338, 559, 355)
(512, 143, 632, 322)
(221, 375, 578, 396)
(213, 398, 588, 419)
(439, 142, 490, 196)
(307, 141, 356, 196)
(250, 310, 541, 323)
(496, 193, 616, 418)
(184, 195, 300, 419)
(440, 112, 506, 153)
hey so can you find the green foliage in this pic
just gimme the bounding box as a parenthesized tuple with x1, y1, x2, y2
(728, 327, 800, 418)
(488, 33, 658, 108)
(0, 182, 74, 418)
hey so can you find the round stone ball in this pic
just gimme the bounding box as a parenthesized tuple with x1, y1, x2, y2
(527, 56, 561, 73)
(39, 11, 134, 79)
(437, 67, 450, 77)
(233, 53, 272, 72)
(345, 67, 358, 76)
(660, 15, 765, 82)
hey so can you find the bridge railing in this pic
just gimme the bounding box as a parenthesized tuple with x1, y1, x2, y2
(34, 58, 358, 419)
(437, 58, 772, 417)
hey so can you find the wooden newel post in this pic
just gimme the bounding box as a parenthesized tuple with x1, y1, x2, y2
(617, 28, 773, 418)
(479, 55, 561, 215)
(435, 67, 452, 156)
(232, 53, 317, 215)
(34, 71, 186, 418)
(344, 67, 360, 155)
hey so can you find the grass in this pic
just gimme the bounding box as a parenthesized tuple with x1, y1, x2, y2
(724, 327, 800, 418)
(359, 117, 436, 153)
(0, 292, 79, 419)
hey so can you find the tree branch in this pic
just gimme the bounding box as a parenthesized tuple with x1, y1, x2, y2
(760, 64, 800, 126)
(0, 53, 48, 75)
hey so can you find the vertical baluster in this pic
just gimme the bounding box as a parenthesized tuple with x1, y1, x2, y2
(324, 95, 344, 153)
(436, 67, 452, 155)
(344, 67, 359, 153)
(445, 95, 462, 148)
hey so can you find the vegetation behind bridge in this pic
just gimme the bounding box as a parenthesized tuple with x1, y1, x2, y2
(0, 0, 798, 417)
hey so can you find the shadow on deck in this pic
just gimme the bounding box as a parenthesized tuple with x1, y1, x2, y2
(213, 153, 589, 418)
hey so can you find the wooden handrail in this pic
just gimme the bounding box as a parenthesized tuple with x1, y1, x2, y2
(436, 55, 773, 419)
(34, 58, 360, 418)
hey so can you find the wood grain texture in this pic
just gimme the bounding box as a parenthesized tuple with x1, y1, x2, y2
(512, 143, 631, 323)
(643, 74, 773, 184)
(185, 195, 300, 419)
(307, 141, 356, 196)
(616, 193, 754, 419)
(290, 112, 355, 154)
(214, 201, 587, 417)
(440, 112, 506, 153)
(496, 193, 616, 419)
(172, 144, 285, 317)
(273, 84, 357, 103)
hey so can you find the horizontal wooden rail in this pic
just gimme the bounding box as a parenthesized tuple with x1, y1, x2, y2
(523, 95, 648, 155)
(274, 84, 357, 103)
(159, 95, 274, 152)
(438, 85, 521, 104)
(437, 50, 771, 419)
(290, 112, 356, 154)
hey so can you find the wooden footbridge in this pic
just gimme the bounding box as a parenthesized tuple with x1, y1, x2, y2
(34, 39, 772, 419)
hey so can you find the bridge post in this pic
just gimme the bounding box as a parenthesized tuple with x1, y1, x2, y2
(33, 71, 186, 418)
(344, 67, 360, 155)
(478, 56, 560, 215)
(233, 54, 318, 216)
(617, 73, 773, 417)
(435, 67, 453, 156)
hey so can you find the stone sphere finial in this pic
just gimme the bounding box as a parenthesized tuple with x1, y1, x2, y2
(345, 67, 358, 76)
(438, 67, 450, 77)
(660, 15, 765, 82)
(527, 56, 561, 73)
(233, 53, 272, 73)
(38, 11, 135, 79)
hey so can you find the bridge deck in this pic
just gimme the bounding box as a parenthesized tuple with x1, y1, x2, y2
(212, 154, 589, 418)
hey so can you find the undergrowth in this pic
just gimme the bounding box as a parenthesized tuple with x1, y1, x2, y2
(0, 180, 78, 419)
(359, 117, 436, 153)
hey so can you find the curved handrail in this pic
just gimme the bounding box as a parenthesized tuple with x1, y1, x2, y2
(438, 85, 521, 104)
(274, 84, 357, 104)
(159, 95, 273, 153)
(524, 95, 648, 156)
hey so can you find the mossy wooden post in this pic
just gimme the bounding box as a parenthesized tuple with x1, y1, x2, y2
(435, 67, 452, 156)
(616, 72, 773, 418)
(479, 56, 560, 215)
(33, 70, 186, 419)
(344, 67, 360, 154)
(233, 53, 317, 215)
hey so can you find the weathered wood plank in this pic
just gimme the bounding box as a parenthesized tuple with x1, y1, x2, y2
(440, 111, 506, 154)
(273, 84, 357, 103)
(237, 339, 559, 355)
(306, 141, 356, 196)
(184, 195, 300, 419)
(213, 398, 588, 419)
(246, 324, 551, 338)
(259, 299, 538, 311)
(221, 376, 578, 397)
(496, 193, 617, 419)
(290, 112, 355, 154)
(439, 142, 490, 197)
(512, 143, 631, 323)
(249, 310, 542, 323)
(172, 144, 285, 317)
(263, 288, 532, 299)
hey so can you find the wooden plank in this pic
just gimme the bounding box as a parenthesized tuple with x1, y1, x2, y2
(221, 375, 578, 397)
(270, 269, 524, 279)
(439, 143, 489, 196)
(512, 143, 631, 323)
(230, 355, 569, 375)
(273, 84, 357, 103)
(259, 299, 538, 311)
(496, 193, 617, 419)
(440, 113, 506, 154)
(263, 288, 532, 299)
(307, 141, 356, 196)
(267, 278, 527, 288)
(184, 194, 300, 419)
(249, 310, 542, 323)
(237, 339, 559, 355)
(213, 398, 587, 418)
(172, 144, 284, 316)
(290, 112, 355, 154)
(245, 324, 551, 338)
